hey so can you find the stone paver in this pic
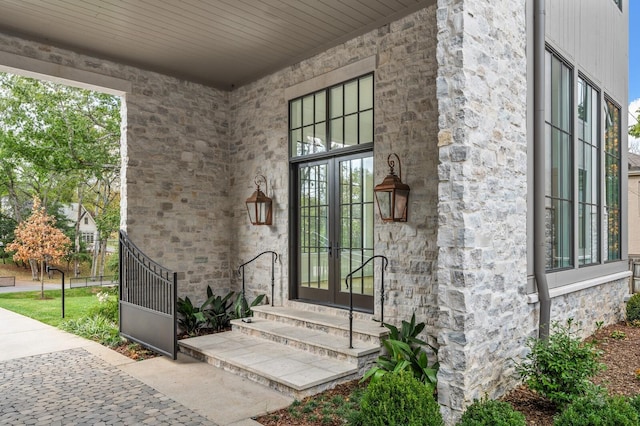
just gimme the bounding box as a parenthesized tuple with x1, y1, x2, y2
(0, 348, 217, 426)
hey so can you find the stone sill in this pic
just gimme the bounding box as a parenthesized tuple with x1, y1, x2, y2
(527, 270, 632, 304)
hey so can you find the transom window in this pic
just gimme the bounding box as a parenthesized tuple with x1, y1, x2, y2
(289, 74, 373, 158)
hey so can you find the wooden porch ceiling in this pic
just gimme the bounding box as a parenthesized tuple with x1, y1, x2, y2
(0, 0, 434, 90)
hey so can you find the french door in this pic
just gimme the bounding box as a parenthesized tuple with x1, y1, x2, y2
(295, 152, 375, 311)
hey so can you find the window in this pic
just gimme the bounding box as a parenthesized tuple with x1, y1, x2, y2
(577, 77, 599, 266)
(81, 232, 94, 244)
(290, 74, 373, 157)
(289, 73, 375, 311)
(545, 51, 573, 270)
(84, 217, 89, 225)
(604, 98, 621, 261)
(544, 49, 623, 272)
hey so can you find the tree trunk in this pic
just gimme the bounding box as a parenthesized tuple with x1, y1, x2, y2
(98, 239, 108, 277)
(29, 259, 38, 280)
(39, 259, 44, 299)
(75, 188, 84, 278)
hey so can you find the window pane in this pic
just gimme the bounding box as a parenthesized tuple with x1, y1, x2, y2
(359, 110, 373, 144)
(344, 115, 358, 146)
(344, 81, 358, 115)
(359, 75, 373, 110)
(315, 92, 326, 122)
(291, 99, 301, 129)
(314, 124, 327, 153)
(330, 86, 343, 119)
(331, 118, 343, 149)
(604, 99, 621, 261)
(302, 95, 314, 126)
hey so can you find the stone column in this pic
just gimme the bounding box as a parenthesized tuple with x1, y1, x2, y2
(435, 0, 532, 422)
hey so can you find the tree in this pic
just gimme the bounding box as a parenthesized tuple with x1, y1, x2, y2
(7, 197, 71, 298)
(0, 72, 121, 277)
(630, 107, 640, 154)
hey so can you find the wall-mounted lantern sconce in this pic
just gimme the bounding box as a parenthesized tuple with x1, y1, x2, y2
(374, 153, 410, 222)
(245, 175, 272, 225)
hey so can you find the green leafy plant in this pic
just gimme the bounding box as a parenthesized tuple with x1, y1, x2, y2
(456, 397, 526, 426)
(351, 370, 442, 426)
(60, 315, 122, 347)
(516, 319, 604, 407)
(202, 286, 235, 331)
(627, 294, 640, 323)
(610, 330, 626, 340)
(553, 394, 638, 426)
(628, 394, 640, 416)
(232, 293, 266, 319)
(362, 313, 438, 391)
(88, 287, 118, 322)
(176, 296, 206, 336)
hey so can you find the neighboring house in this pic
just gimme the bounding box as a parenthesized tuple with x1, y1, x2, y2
(0, 0, 629, 422)
(630, 153, 640, 259)
(60, 203, 98, 251)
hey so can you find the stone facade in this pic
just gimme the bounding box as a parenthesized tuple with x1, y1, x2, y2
(227, 6, 440, 329)
(0, 1, 631, 423)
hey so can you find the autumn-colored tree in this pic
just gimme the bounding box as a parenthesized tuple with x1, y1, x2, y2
(7, 197, 71, 298)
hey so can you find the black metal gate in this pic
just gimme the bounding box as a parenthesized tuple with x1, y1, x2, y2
(119, 230, 177, 359)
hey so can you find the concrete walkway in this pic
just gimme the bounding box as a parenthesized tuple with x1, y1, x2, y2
(0, 308, 293, 425)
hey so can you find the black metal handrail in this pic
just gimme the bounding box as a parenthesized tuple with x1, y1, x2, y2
(237, 251, 278, 317)
(345, 255, 389, 349)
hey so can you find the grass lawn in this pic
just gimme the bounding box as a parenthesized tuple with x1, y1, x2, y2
(0, 287, 103, 327)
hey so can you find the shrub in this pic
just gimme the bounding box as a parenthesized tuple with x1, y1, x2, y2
(515, 319, 604, 407)
(351, 370, 443, 426)
(627, 293, 640, 323)
(629, 394, 640, 417)
(362, 313, 438, 391)
(457, 398, 526, 426)
(88, 287, 118, 322)
(553, 394, 638, 426)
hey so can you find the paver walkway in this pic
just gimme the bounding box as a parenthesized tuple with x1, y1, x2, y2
(0, 348, 216, 425)
(0, 307, 292, 425)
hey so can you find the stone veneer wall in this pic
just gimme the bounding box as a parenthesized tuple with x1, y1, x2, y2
(0, 33, 231, 300)
(548, 279, 628, 337)
(227, 5, 440, 327)
(435, 0, 532, 422)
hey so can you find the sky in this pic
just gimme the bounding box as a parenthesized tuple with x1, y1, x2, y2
(630, 1, 639, 150)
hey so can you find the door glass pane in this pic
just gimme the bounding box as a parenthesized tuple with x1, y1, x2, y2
(299, 164, 329, 290)
(339, 157, 374, 295)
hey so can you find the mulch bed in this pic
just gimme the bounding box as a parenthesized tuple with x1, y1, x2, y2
(256, 321, 640, 426)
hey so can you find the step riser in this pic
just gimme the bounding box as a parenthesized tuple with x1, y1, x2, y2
(250, 311, 385, 345)
(283, 301, 379, 322)
(179, 344, 359, 399)
(231, 324, 378, 366)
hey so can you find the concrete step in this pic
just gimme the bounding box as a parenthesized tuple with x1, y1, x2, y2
(179, 305, 386, 399)
(178, 331, 361, 399)
(230, 317, 380, 366)
(250, 305, 389, 345)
